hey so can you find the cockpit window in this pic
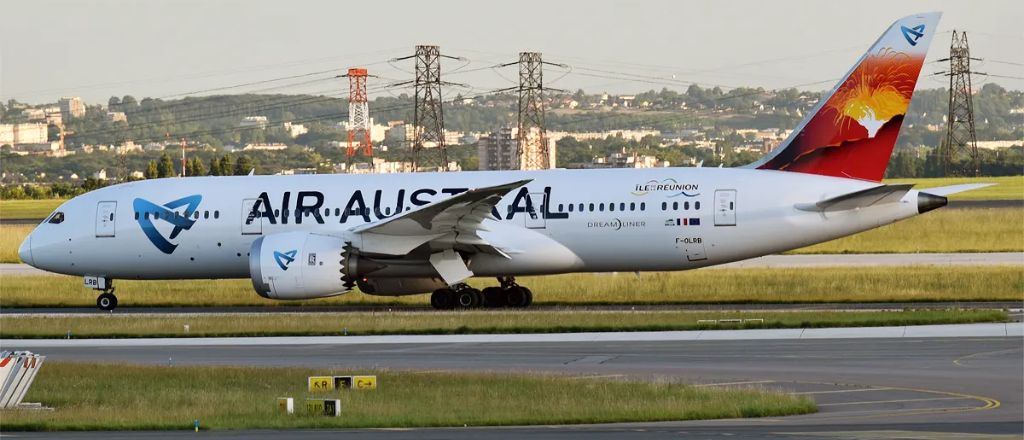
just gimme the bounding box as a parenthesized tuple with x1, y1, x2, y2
(48, 212, 65, 224)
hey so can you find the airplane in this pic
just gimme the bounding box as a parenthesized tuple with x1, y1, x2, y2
(18, 12, 988, 311)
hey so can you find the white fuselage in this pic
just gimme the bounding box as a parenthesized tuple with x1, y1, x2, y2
(21, 167, 922, 284)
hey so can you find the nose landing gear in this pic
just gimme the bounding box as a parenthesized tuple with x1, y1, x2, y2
(97, 290, 118, 311)
(85, 276, 118, 311)
(429, 276, 532, 310)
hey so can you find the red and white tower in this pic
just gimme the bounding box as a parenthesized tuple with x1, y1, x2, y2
(346, 68, 372, 160)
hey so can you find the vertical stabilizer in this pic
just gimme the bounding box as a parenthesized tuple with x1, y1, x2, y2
(749, 12, 942, 181)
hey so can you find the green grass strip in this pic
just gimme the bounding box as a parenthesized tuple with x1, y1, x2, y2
(2, 363, 815, 430)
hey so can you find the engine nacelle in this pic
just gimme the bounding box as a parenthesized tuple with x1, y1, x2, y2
(249, 231, 353, 300)
(357, 277, 448, 296)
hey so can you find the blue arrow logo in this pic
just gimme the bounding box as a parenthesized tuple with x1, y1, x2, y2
(133, 195, 202, 254)
(901, 24, 925, 46)
(274, 250, 297, 270)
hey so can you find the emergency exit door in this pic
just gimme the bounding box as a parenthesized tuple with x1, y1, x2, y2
(95, 201, 117, 237)
(714, 189, 736, 226)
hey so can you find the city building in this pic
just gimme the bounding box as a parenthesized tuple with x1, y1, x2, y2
(106, 111, 127, 123)
(478, 126, 517, 171)
(0, 123, 49, 145)
(282, 122, 308, 138)
(586, 149, 669, 169)
(478, 126, 557, 171)
(59, 97, 86, 119)
(239, 116, 269, 129)
(243, 143, 288, 151)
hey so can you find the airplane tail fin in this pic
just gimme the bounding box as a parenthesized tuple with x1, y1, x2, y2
(748, 12, 942, 182)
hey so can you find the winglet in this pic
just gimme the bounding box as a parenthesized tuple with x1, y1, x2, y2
(919, 183, 994, 197)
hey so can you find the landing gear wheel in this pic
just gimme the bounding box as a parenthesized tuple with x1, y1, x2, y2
(97, 292, 118, 311)
(430, 288, 455, 310)
(455, 288, 482, 309)
(506, 287, 531, 308)
(481, 287, 507, 308)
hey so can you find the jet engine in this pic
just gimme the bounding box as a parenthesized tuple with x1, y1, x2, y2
(249, 231, 355, 300)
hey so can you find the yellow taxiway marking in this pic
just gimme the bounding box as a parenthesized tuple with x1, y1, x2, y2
(794, 387, 892, 395)
(953, 347, 1022, 367)
(817, 396, 966, 407)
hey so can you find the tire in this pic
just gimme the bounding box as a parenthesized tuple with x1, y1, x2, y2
(506, 287, 529, 308)
(455, 289, 481, 308)
(522, 287, 533, 307)
(430, 289, 454, 310)
(481, 287, 507, 308)
(97, 292, 118, 311)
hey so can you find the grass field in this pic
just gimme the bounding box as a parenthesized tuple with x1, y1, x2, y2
(0, 199, 64, 220)
(0, 309, 1007, 339)
(1, 363, 814, 430)
(1, 208, 1021, 263)
(883, 175, 1024, 200)
(1, 224, 33, 263)
(2, 266, 1020, 307)
(789, 207, 1024, 254)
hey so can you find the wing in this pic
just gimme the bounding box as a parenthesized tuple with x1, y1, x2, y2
(352, 179, 531, 257)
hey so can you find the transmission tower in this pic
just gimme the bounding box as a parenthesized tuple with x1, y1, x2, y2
(517, 52, 548, 170)
(939, 31, 981, 177)
(411, 45, 448, 171)
(345, 68, 373, 165)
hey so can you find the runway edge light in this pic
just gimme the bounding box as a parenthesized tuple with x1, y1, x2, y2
(277, 397, 294, 414)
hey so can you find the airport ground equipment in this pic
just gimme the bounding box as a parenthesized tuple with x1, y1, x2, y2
(0, 351, 46, 408)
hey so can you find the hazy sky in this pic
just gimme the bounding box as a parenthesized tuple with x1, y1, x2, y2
(2, 0, 1021, 105)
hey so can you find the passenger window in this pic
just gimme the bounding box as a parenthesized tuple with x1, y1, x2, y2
(695, 201, 701, 210)
(588, 203, 594, 211)
(324, 208, 330, 217)
(609, 203, 615, 212)
(204, 211, 209, 219)
(684, 201, 690, 210)
(110, 213, 114, 221)
(48, 212, 65, 224)
(568, 204, 574, 212)
(630, 202, 636, 211)
(599, 203, 605, 212)
(672, 202, 679, 210)
(214, 211, 220, 219)
(558, 204, 563, 212)
(134, 212, 139, 220)
(334, 208, 340, 216)
(578, 203, 584, 212)
(619, 203, 625, 211)
(194, 211, 200, 219)
(640, 202, 646, 211)
(661, 202, 667, 211)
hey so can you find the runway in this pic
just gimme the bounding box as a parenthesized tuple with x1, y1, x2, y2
(5, 324, 1022, 439)
(2, 252, 1022, 277)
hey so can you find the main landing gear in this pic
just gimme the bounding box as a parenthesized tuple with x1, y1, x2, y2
(430, 276, 533, 310)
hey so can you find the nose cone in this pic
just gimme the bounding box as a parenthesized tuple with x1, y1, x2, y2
(18, 233, 34, 266)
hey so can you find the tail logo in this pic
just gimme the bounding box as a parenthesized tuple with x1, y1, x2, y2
(274, 250, 297, 270)
(133, 195, 202, 254)
(901, 24, 925, 46)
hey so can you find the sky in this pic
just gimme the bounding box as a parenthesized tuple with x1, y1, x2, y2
(1, 0, 1021, 105)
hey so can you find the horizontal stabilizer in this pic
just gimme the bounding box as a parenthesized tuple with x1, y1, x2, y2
(796, 184, 913, 212)
(919, 183, 994, 197)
